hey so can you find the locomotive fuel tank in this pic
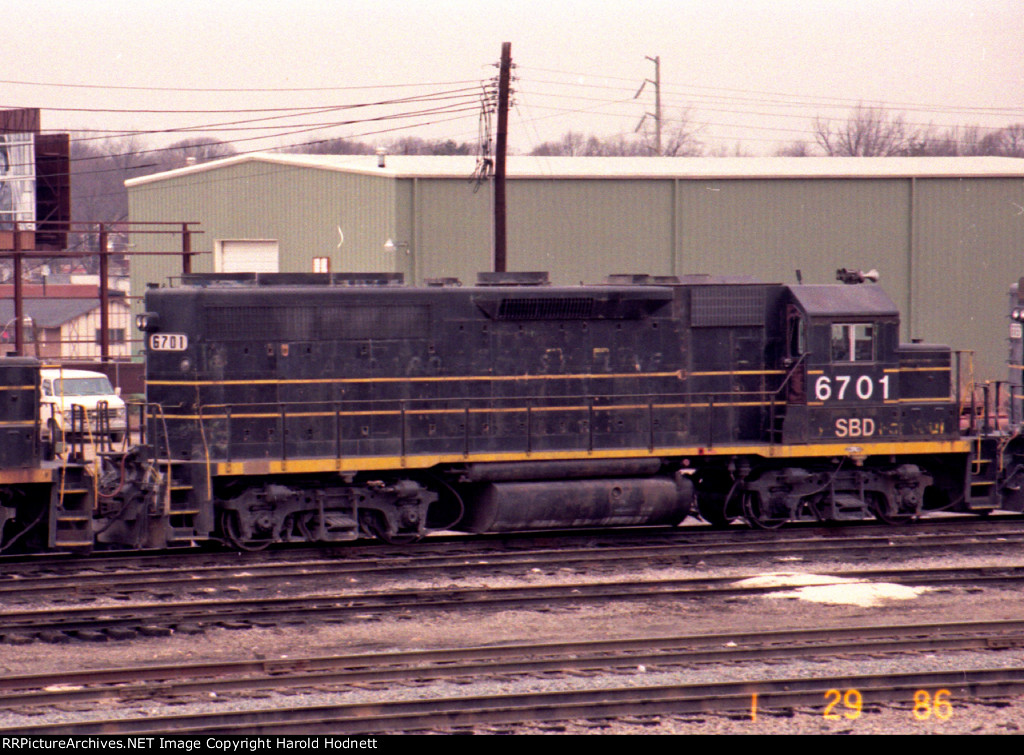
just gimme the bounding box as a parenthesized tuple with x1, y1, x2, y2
(458, 474, 693, 533)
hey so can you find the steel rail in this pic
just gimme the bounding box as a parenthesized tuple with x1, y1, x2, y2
(2, 619, 1024, 709)
(9, 666, 1024, 734)
(4, 565, 1024, 640)
(3, 524, 1024, 602)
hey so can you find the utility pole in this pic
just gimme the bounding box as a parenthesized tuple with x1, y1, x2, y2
(98, 224, 110, 361)
(493, 41, 512, 273)
(635, 55, 662, 155)
(12, 221, 24, 356)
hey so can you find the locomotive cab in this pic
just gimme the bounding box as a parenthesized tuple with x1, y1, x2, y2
(726, 274, 964, 528)
(776, 281, 901, 445)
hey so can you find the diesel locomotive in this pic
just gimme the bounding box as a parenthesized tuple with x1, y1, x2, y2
(3, 269, 1024, 553)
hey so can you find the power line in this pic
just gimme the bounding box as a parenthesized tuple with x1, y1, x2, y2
(75, 112, 485, 202)
(1, 88, 484, 173)
(517, 64, 1024, 118)
(0, 77, 482, 93)
(1, 85, 484, 117)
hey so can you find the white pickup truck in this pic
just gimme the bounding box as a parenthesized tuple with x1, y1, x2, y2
(39, 368, 127, 444)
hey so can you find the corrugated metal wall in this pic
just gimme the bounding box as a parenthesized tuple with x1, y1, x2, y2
(128, 161, 395, 294)
(674, 178, 911, 286)
(912, 177, 1024, 380)
(128, 163, 1024, 379)
(508, 179, 675, 283)
(403, 178, 491, 283)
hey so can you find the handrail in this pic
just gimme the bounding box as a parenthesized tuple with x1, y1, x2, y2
(775, 353, 810, 400)
(767, 353, 809, 444)
(169, 387, 812, 464)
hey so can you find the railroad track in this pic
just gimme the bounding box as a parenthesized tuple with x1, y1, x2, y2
(4, 618, 1024, 733)
(4, 618, 1024, 705)
(3, 564, 1024, 644)
(3, 519, 1024, 605)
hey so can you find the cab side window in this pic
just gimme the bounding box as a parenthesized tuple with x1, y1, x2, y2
(41, 380, 52, 397)
(831, 323, 874, 362)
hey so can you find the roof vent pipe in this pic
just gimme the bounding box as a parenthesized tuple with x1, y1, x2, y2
(376, 148, 387, 168)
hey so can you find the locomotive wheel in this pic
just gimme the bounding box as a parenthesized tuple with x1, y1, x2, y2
(358, 510, 423, 544)
(221, 510, 275, 551)
(741, 491, 788, 530)
(372, 525, 424, 544)
(869, 493, 915, 525)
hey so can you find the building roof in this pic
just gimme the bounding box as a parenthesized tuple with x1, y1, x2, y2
(0, 297, 128, 330)
(0, 284, 124, 299)
(126, 153, 1024, 187)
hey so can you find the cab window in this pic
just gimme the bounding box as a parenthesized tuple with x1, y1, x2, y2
(831, 323, 874, 362)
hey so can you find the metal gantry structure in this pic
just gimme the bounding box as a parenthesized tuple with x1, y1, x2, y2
(0, 220, 200, 360)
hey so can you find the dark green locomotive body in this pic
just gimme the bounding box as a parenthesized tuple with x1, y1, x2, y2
(136, 271, 969, 544)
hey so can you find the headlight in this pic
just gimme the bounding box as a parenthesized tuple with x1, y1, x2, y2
(136, 312, 160, 331)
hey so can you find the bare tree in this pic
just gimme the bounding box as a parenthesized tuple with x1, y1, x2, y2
(904, 123, 1024, 157)
(1001, 125, 1024, 157)
(284, 137, 375, 155)
(529, 132, 647, 156)
(775, 140, 815, 157)
(158, 137, 237, 170)
(658, 107, 704, 157)
(386, 136, 473, 155)
(590, 134, 648, 156)
(981, 124, 1024, 157)
(529, 120, 706, 157)
(285, 135, 473, 156)
(708, 142, 754, 157)
(530, 131, 592, 156)
(814, 104, 913, 156)
(69, 135, 156, 257)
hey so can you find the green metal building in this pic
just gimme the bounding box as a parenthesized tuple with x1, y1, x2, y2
(126, 154, 1024, 379)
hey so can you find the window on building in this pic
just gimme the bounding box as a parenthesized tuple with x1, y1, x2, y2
(95, 328, 126, 345)
(313, 257, 330, 273)
(831, 323, 874, 362)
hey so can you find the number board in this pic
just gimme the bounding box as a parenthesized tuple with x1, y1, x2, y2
(149, 333, 189, 352)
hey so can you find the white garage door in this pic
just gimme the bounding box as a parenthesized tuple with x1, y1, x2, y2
(214, 239, 280, 273)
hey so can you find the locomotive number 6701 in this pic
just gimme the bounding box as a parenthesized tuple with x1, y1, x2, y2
(814, 373, 891, 402)
(149, 333, 189, 351)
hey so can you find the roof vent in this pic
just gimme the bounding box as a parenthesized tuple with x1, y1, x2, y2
(604, 274, 682, 286)
(376, 148, 387, 168)
(605, 274, 652, 285)
(476, 271, 549, 287)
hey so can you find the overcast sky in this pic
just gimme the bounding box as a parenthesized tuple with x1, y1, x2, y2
(5, 0, 1023, 156)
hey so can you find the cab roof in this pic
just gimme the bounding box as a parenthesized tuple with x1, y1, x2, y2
(789, 284, 898, 319)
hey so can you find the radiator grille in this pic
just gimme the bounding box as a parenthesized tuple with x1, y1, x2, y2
(691, 287, 765, 327)
(496, 297, 595, 320)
